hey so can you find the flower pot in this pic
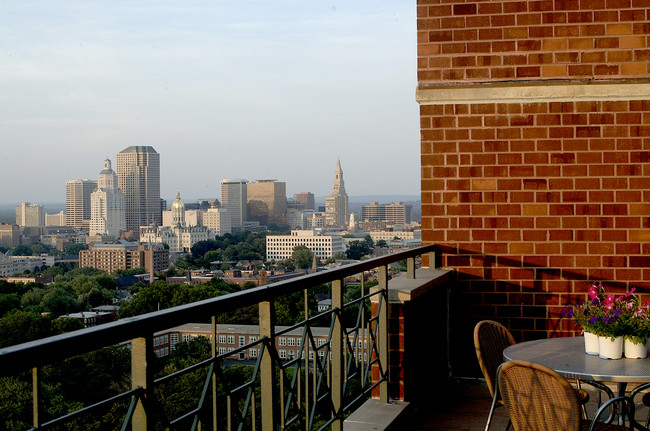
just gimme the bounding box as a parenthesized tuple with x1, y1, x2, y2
(598, 336, 623, 359)
(624, 337, 648, 359)
(584, 331, 599, 355)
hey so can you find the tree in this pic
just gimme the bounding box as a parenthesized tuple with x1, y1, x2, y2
(12, 245, 33, 256)
(291, 245, 314, 269)
(346, 241, 372, 260)
(376, 240, 388, 248)
(0, 310, 54, 348)
(63, 243, 88, 256)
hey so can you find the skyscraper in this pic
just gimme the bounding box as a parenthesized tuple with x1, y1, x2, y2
(293, 192, 315, 210)
(325, 160, 349, 227)
(15, 202, 45, 227)
(247, 180, 286, 225)
(66, 179, 97, 228)
(221, 179, 247, 229)
(90, 159, 126, 238)
(116, 146, 161, 231)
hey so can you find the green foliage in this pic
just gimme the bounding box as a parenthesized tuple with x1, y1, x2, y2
(63, 243, 89, 256)
(12, 244, 33, 256)
(291, 244, 314, 269)
(52, 316, 85, 334)
(346, 241, 372, 260)
(112, 267, 146, 277)
(0, 310, 55, 348)
(0, 293, 20, 318)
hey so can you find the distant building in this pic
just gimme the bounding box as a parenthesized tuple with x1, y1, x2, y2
(361, 202, 412, 225)
(16, 202, 45, 227)
(203, 207, 232, 236)
(221, 179, 247, 229)
(45, 211, 66, 226)
(0, 224, 20, 248)
(66, 179, 97, 228)
(247, 180, 287, 225)
(368, 230, 421, 243)
(266, 230, 344, 261)
(116, 146, 161, 231)
(141, 191, 211, 252)
(90, 159, 126, 239)
(325, 160, 349, 227)
(79, 241, 168, 274)
(293, 192, 315, 211)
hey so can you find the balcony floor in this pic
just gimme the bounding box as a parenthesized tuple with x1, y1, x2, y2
(407, 379, 650, 431)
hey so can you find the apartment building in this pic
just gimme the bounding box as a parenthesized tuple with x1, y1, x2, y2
(79, 241, 168, 274)
(266, 230, 344, 261)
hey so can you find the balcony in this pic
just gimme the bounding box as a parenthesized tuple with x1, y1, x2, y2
(0, 244, 464, 430)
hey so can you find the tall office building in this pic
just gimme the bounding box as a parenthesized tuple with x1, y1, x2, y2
(116, 146, 161, 231)
(15, 202, 45, 227)
(221, 179, 247, 229)
(293, 192, 315, 210)
(66, 179, 97, 228)
(90, 159, 126, 238)
(247, 180, 287, 225)
(361, 202, 412, 225)
(325, 160, 349, 227)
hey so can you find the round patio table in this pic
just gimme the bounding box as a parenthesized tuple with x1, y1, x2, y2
(503, 337, 650, 387)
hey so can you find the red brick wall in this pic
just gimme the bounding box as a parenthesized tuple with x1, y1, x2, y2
(418, 0, 650, 83)
(417, 0, 650, 376)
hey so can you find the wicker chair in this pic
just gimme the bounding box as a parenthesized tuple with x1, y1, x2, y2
(474, 320, 590, 431)
(496, 360, 638, 431)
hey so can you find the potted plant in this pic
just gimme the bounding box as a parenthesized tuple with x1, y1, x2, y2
(563, 282, 605, 355)
(621, 289, 650, 358)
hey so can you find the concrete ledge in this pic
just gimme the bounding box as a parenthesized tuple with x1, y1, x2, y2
(383, 268, 452, 303)
(343, 399, 410, 431)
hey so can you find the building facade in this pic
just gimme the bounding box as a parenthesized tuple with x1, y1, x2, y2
(203, 207, 232, 236)
(15, 202, 45, 227)
(79, 241, 168, 274)
(90, 159, 126, 239)
(293, 192, 315, 211)
(417, 0, 650, 372)
(0, 224, 20, 248)
(361, 202, 413, 225)
(45, 211, 66, 226)
(266, 230, 344, 261)
(116, 146, 161, 231)
(246, 180, 287, 225)
(220, 179, 247, 229)
(65, 179, 97, 229)
(325, 160, 349, 227)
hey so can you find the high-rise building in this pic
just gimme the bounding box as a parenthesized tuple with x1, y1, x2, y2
(221, 179, 247, 229)
(90, 159, 126, 238)
(325, 160, 349, 227)
(361, 202, 412, 225)
(66, 179, 97, 228)
(247, 180, 287, 225)
(116, 146, 161, 231)
(15, 202, 45, 227)
(293, 192, 315, 210)
(203, 207, 232, 236)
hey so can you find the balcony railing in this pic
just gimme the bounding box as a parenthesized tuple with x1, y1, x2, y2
(0, 245, 438, 431)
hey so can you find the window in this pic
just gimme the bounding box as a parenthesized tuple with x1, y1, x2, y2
(182, 334, 190, 342)
(227, 335, 235, 344)
(219, 335, 227, 344)
(219, 347, 227, 355)
(250, 348, 258, 358)
(239, 336, 245, 346)
(279, 337, 286, 346)
(249, 335, 258, 343)
(317, 338, 326, 347)
(279, 349, 287, 359)
(288, 338, 296, 346)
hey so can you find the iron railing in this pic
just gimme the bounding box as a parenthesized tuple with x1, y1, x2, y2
(0, 245, 437, 430)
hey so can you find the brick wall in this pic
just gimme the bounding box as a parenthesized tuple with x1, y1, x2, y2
(417, 0, 650, 377)
(418, 0, 650, 83)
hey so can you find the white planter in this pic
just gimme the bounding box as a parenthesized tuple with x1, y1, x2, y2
(624, 337, 648, 359)
(584, 331, 599, 355)
(598, 336, 623, 360)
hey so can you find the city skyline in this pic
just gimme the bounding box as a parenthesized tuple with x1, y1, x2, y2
(0, 1, 419, 204)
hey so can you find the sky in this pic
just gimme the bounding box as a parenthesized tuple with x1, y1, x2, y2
(0, 1, 420, 205)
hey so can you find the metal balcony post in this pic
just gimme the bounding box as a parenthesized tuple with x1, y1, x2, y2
(331, 278, 344, 431)
(132, 336, 154, 431)
(211, 316, 218, 430)
(259, 300, 276, 431)
(428, 250, 437, 269)
(32, 367, 40, 428)
(378, 265, 389, 403)
(407, 256, 416, 279)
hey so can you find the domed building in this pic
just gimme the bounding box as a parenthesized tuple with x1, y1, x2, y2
(140, 190, 211, 254)
(89, 159, 126, 238)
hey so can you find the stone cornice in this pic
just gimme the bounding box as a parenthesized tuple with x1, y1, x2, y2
(416, 80, 650, 105)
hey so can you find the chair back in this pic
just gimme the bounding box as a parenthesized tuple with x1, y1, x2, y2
(498, 360, 581, 431)
(474, 320, 516, 398)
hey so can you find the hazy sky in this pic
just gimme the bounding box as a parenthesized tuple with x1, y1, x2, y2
(1, 1, 419, 205)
